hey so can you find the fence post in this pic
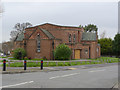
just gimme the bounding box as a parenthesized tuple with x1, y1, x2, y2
(41, 60, 43, 70)
(56, 61, 58, 66)
(8, 60, 10, 67)
(89, 61, 91, 64)
(3, 59, 6, 71)
(80, 61, 82, 64)
(47, 62, 49, 66)
(75, 61, 77, 64)
(63, 61, 65, 65)
(24, 60, 27, 70)
(36, 61, 38, 64)
(69, 61, 71, 66)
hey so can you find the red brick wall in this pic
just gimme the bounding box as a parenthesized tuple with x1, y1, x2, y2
(39, 24, 83, 44)
(26, 39, 53, 59)
(14, 23, 100, 60)
(39, 23, 84, 31)
(81, 41, 100, 59)
(25, 27, 53, 59)
(67, 43, 90, 59)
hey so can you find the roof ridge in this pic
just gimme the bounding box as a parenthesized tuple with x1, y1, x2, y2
(26, 23, 82, 29)
(40, 23, 82, 29)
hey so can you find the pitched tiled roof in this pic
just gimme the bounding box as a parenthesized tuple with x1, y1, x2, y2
(40, 28, 55, 39)
(82, 32, 96, 41)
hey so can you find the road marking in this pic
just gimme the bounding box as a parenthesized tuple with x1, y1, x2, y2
(68, 68, 76, 70)
(49, 76, 60, 79)
(49, 73, 80, 79)
(0, 81, 34, 88)
(89, 69, 106, 73)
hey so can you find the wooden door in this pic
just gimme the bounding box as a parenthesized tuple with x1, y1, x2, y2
(75, 50, 80, 59)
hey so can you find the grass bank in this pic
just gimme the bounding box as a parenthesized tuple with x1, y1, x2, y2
(5, 58, 119, 67)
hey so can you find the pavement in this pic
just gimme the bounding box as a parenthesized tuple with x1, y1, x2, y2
(112, 82, 119, 89)
(1, 63, 119, 88)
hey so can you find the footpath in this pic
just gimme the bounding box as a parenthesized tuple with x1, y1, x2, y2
(112, 82, 120, 90)
(0, 63, 118, 74)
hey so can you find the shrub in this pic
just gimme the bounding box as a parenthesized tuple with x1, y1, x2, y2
(13, 48, 26, 60)
(54, 44, 72, 60)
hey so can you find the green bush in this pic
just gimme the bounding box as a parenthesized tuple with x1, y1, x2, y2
(13, 48, 26, 60)
(54, 44, 72, 60)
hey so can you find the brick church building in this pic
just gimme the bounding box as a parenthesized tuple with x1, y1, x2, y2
(14, 23, 101, 60)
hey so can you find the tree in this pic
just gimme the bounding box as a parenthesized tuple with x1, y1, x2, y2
(10, 22, 32, 41)
(79, 25, 83, 28)
(10, 30, 19, 41)
(112, 33, 120, 57)
(13, 48, 26, 60)
(98, 38, 113, 56)
(100, 30, 106, 39)
(84, 24, 98, 32)
(54, 44, 72, 60)
(14, 22, 32, 33)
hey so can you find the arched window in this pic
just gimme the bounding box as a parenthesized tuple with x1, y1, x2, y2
(73, 34, 76, 42)
(37, 34, 40, 52)
(69, 34, 71, 43)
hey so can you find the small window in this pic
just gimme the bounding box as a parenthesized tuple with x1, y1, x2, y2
(69, 34, 71, 43)
(73, 34, 76, 42)
(85, 49, 88, 54)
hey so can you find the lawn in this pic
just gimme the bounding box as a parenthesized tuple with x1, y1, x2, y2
(1, 56, 119, 67)
(88, 57, 119, 60)
(0, 56, 8, 58)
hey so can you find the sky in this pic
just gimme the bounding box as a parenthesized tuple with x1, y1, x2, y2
(0, 0, 118, 43)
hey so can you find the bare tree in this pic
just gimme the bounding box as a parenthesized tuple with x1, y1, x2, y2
(10, 22, 32, 41)
(10, 30, 19, 41)
(14, 22, 32, 33)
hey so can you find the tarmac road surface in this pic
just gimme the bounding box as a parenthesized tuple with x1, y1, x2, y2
(2, 64, 118, 88)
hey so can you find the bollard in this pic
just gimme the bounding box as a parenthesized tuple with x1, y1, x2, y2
(24, 60, 27, 70)
(41, 60, 43, 70)
(3, 59, 6, 71)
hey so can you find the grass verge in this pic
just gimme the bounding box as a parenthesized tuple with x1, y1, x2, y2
(3, 59, 119, 67)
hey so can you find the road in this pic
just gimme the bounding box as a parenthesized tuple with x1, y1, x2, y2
(2, 64, 118, 88)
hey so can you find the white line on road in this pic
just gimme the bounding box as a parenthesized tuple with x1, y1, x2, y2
(49, 76, 60, 79)
(49, 73, 80, 79)
(89, 69, 106, 73)
(0, 81, 34, 88)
